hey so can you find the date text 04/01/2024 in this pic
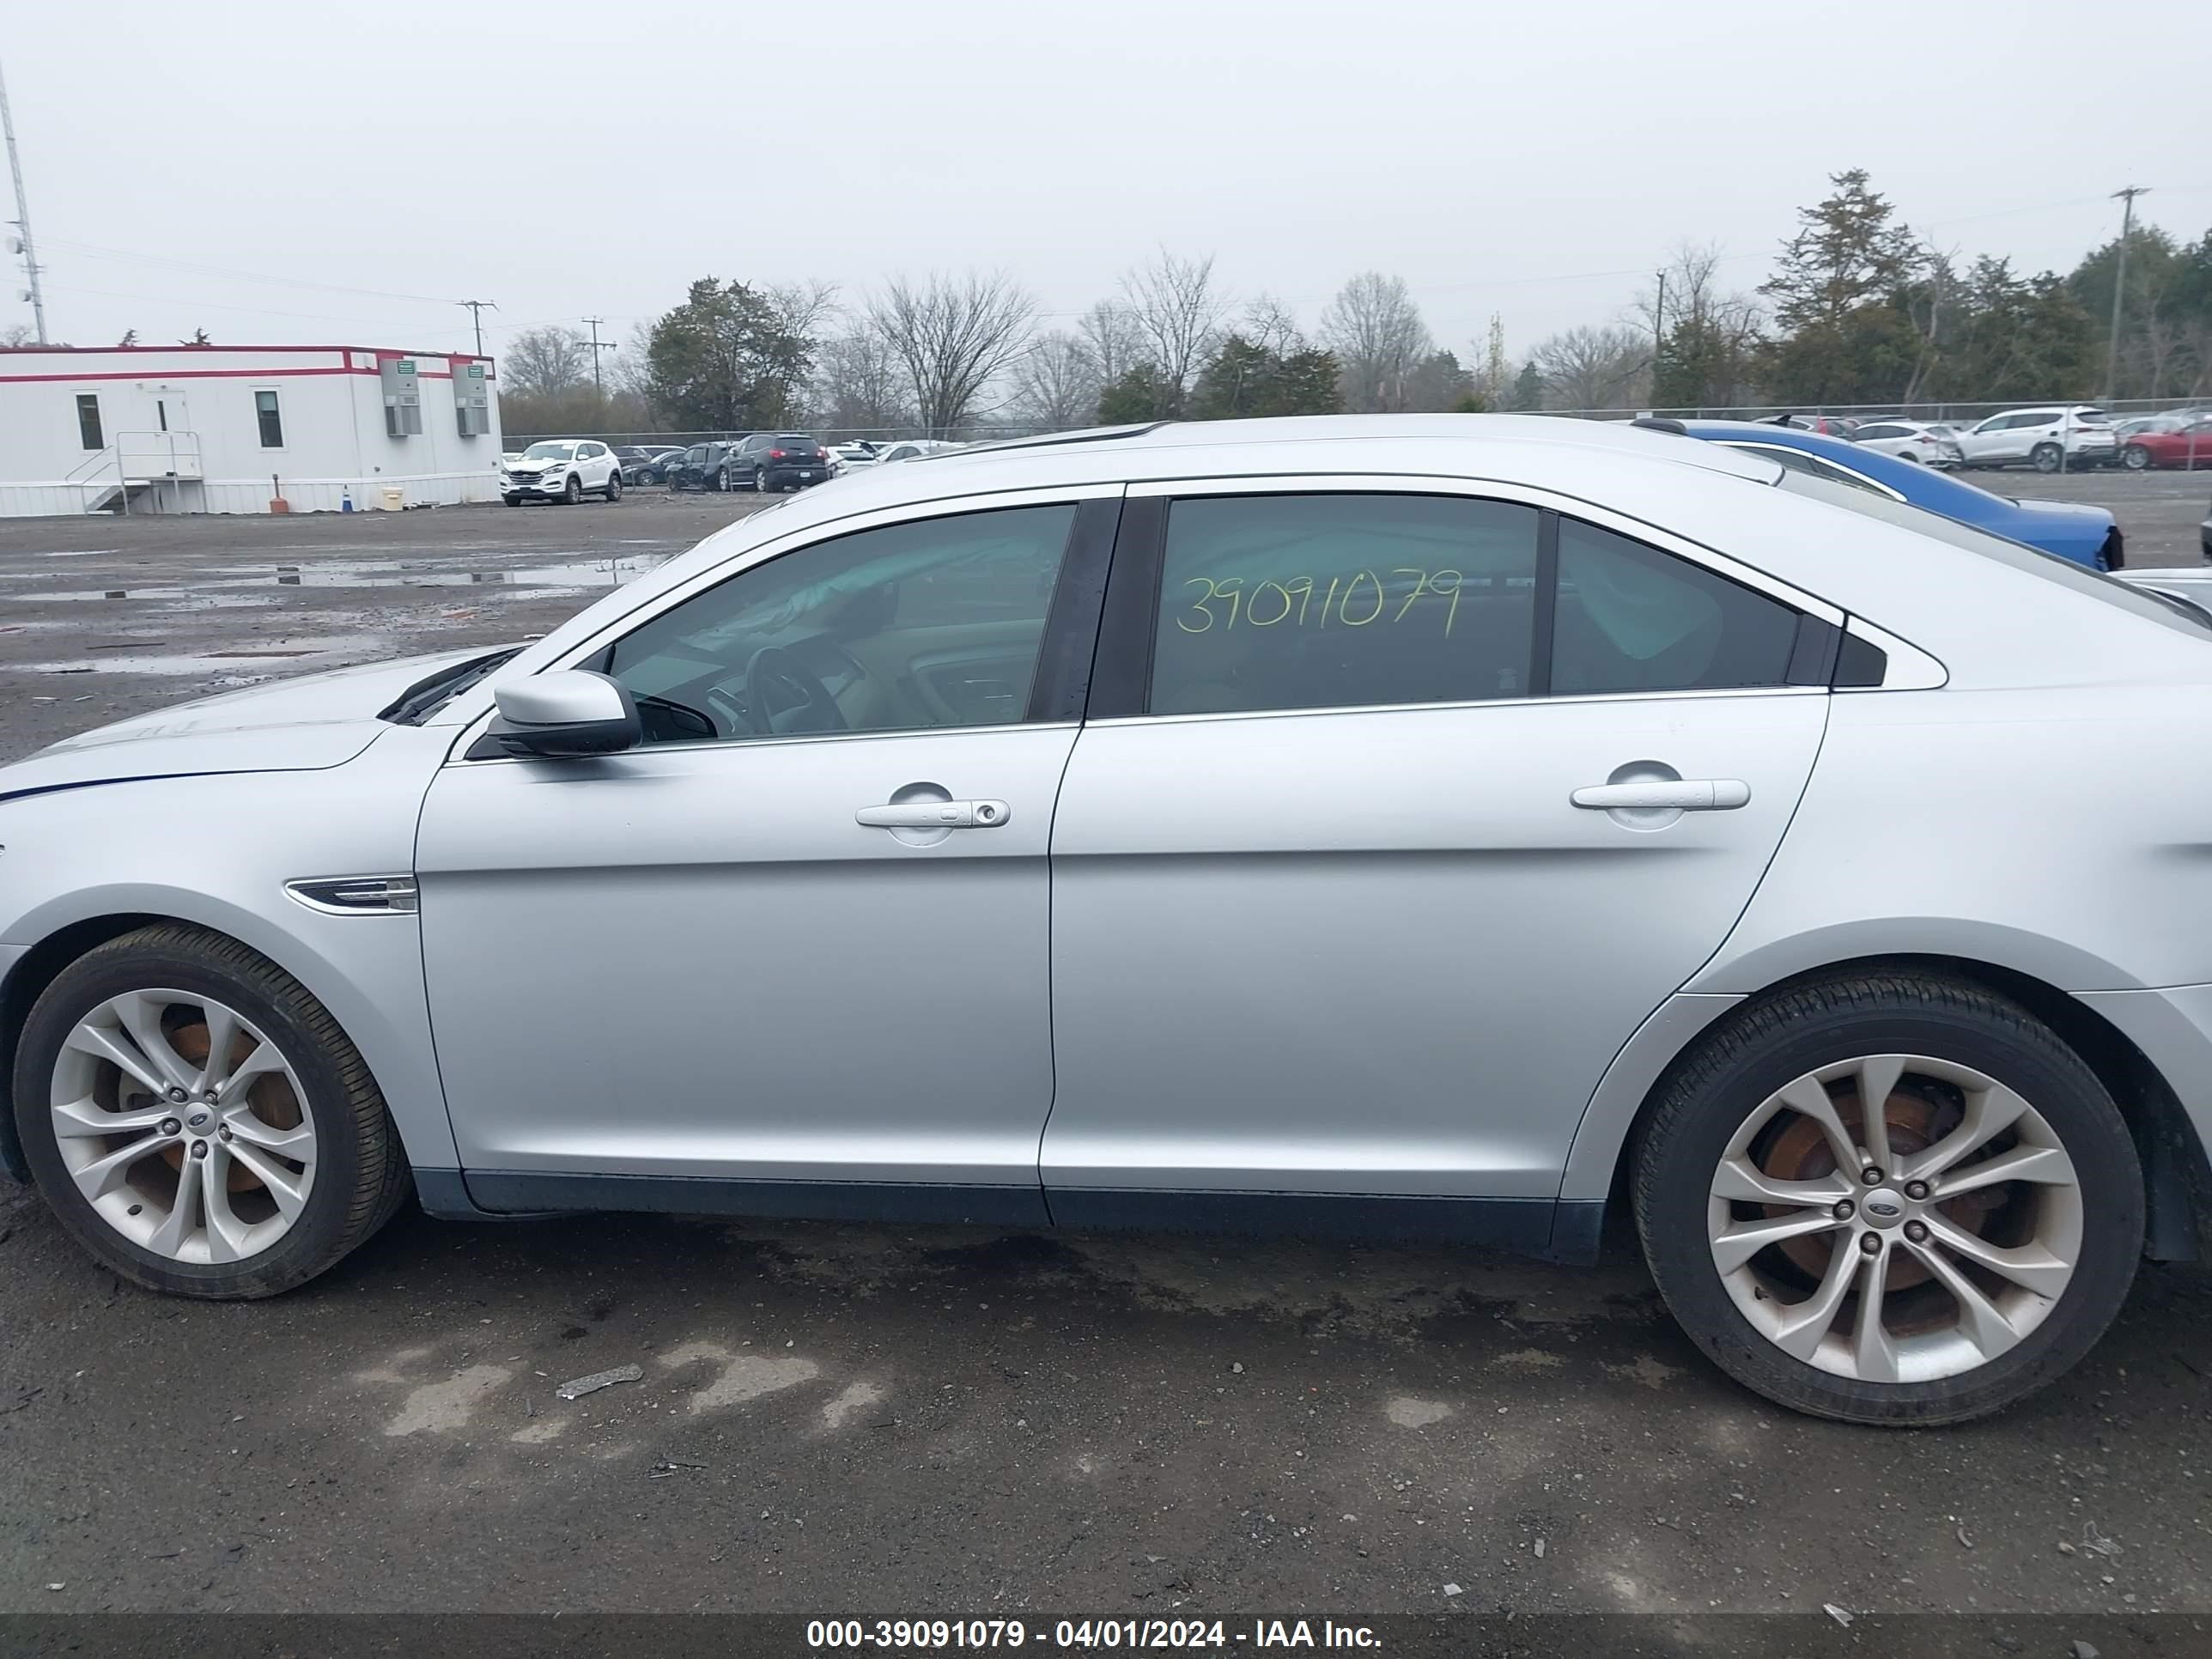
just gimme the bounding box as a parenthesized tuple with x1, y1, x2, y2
(805, 1619, 1383, 1649)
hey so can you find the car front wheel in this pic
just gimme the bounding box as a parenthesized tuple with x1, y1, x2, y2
(13, 924, 408, 1298)
(2122, 445, 2151, 471)
(562, 474, 583, 504)
(1632, 970, 2140, 1425)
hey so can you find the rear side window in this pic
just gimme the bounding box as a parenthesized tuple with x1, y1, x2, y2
(1148, 495, 1540, 715)
(1723, 442, 1892, 497)
(1551, 519, 1802, 694)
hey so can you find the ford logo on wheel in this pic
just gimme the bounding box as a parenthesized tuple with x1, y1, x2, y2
(1867, 1196, 1904, 1218)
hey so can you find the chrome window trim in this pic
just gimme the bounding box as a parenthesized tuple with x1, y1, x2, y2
(1084, 684, 1826, 733)
(445, 483, 1122, 758)
(1712, 441, 1906, 504)
(1842, 616, 1948, 691)
(1123, 471, 1847, 624)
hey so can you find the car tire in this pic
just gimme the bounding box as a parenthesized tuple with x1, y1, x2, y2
(562, 473, 583, 505)
(502, 494, 522, 507)
(757, 467, 773, 493)
(1899, 452, 1922, 465)
(12, 923, 408, 1300)
(605, 471, 623, 502)
(2122, 445, 2151, 471)
(1632, 968, 2141, 1426)
(714, 466, 729, 492)
(2031, 443, 2063, 474)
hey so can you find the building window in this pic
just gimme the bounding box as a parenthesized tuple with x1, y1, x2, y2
(76, 393, 103, 450)
(255, 389, 284, 448)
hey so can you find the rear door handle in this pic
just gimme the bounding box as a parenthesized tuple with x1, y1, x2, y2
(1571, 779, 1750, 811)
(855, 799, 1011, 830)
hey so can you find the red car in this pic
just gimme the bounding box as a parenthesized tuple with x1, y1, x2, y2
(2120, 415, 2212, 470)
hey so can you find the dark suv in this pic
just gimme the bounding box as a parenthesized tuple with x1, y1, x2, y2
(666, 442, 741, 492)
(734, 432, 830, 492)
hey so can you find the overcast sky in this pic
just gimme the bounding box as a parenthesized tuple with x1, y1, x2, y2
(5, 1, 2209, 368)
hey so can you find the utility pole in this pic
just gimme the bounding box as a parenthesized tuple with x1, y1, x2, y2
(457, 299, 496, 356)
(0, 55, 48, 343)
(1652, 270, 1667, 400)
(2105, 185, 2149, 401)
(583, 315, 616, 398)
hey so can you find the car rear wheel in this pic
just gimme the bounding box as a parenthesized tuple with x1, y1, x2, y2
(14, 924, 407, 1299)
(605, 471, 623, 501)
(714, 465, 729, 492)
(1899, 451, 1922, 465)
(2031, 443, 2064, 473)
(562, 473, 583, 504)
(1632, 969, 2141, 1425)
(2122, 445, 2151, 471)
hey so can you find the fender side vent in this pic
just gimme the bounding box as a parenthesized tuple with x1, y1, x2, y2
(285, 876, 419, 915)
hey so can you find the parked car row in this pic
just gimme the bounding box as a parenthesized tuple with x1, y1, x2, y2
(499, 435, 975, 501)
(1774, 406, 2212, 475)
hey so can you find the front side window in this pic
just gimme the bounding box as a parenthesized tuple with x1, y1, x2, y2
(76, 393, 103, 450)
(1551, 519, 1802, 695)
(605, 503, 1078, 744)
(254, 389, 284, 447)
(1147, 494, 1540, 716)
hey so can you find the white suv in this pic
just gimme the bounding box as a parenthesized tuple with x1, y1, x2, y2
(1954, 406, 2118, 473)
(499, 439, 624, 505)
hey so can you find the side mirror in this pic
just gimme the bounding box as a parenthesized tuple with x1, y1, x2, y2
(488, 670, 641, 757)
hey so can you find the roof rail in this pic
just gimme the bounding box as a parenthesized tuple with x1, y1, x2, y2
(956, 422, 1171, 457)
(1630, 416, 1687, 435)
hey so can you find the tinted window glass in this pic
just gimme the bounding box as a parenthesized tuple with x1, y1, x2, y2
(1723, 442, 1889, 496)
(1147, 494, 1540, 716)
(254, 389, 283, 447)
(76, 393, 103, 450)
(607, 503, 1076, 744)
(1551, 519, 1801, 695)
(1855, 424, 1905, 440)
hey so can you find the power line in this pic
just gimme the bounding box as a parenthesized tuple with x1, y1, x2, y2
(582, 315, 617, 394)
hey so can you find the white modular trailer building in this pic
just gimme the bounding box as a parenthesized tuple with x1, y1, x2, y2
(0, 343, 502, 516)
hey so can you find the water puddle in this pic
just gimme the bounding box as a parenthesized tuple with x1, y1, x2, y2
(27, 635, 389, 678)
(20, 555, 671, 601)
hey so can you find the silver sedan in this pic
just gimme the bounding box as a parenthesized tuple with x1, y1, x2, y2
(5, 415, 2209, 1425)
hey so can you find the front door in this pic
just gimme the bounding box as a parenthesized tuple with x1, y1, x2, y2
(1042, 486, 1832, 1245)
(415, 494, 1113, 1219)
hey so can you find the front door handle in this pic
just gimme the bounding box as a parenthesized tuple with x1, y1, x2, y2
(1571, 779, 1750, 811)
(856, 799, 1012, 830)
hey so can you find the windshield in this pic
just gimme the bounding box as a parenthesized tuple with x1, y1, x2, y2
(522, 441, 577, 459)
(1776, 471, 2210, 638)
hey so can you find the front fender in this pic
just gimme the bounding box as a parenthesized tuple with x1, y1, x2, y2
(0, 728, 459, 1174)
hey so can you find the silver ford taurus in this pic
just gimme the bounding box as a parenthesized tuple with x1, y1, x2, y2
(6, 415, 2209, 1425)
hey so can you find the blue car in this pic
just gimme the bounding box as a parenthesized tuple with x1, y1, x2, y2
(1660, 418, 2124, 570)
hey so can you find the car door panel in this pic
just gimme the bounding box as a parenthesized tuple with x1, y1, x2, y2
(417, 724, 1073, 1188)
(1042, 693, 1828, 1202)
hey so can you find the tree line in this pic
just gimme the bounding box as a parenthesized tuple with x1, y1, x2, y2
(495, 172, 2212, 439)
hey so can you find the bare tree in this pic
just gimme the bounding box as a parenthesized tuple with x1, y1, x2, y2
(1077, 299, 1149, 386)
(504, 325, 592, 398)
(1321, 272, 1432, 412)
(1632, 242, 1763, 409)
(766, 279, 840, 346)
(812, 329, 915, 434)
(1012, 331, 1101, 431)
(865, 271, 1037, 436)
(1120, 251, 1230, 412)
(1239, 294, 1309, 357)
(0, 324, 33, 348)
(1530, 324, 1650, 411)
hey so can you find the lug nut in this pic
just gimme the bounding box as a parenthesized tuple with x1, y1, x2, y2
(166, 1086, 189, 1103)
(1905, 1180, 1930, 1201)
(1832, 1200, 1856, 1220)
(158, 1117, 180, 1138)
(1861, 1167, 1884, 1185)
(189, 1139, 209, 1160)
(1904, 1220, 1929, 1244)
(1859, 1232, 1884, 1255)
(218, 1127, 232, 1142)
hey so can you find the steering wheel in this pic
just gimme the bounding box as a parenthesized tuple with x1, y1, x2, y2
(738, 646, 848, 736)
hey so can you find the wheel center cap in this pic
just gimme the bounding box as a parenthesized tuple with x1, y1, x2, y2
(1862, 1188, 1908, 1229)
(185, 1108, 213, 1131)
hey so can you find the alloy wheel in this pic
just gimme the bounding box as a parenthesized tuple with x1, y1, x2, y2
(48, 989, 318, 1265)
(1707, 1053, 2081, 1384)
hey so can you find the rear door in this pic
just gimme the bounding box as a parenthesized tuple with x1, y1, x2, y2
(1042, 480, 1832, 1245)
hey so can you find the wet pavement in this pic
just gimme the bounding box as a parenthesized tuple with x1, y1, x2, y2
(4, 477, 2212, 1632)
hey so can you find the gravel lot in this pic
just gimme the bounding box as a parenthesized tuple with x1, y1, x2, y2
(3, 476, 2212, 1634)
